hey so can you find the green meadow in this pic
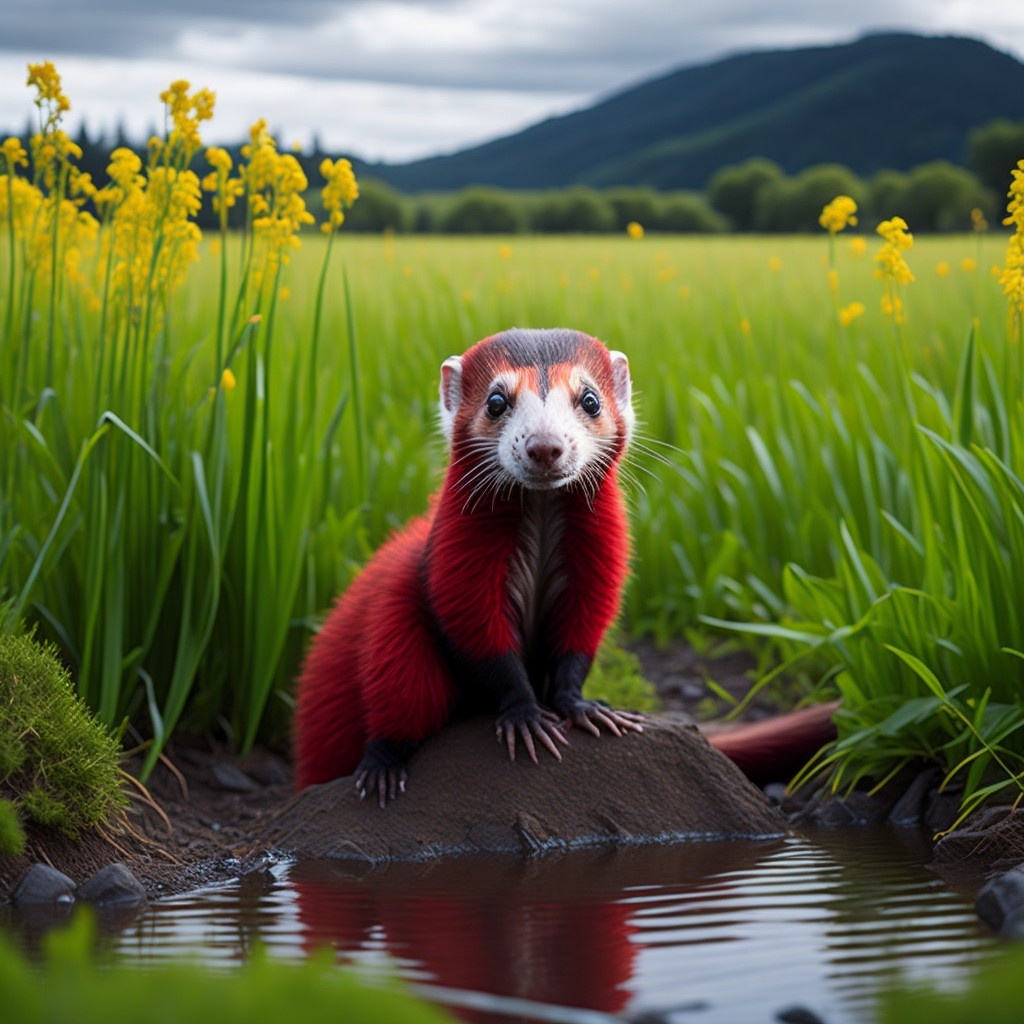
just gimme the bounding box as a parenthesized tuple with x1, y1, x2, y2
(5, 226, 1024, 815)
(4, 69, 1024, 825)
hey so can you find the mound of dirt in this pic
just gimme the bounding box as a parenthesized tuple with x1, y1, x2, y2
(262, 716, 787, 863)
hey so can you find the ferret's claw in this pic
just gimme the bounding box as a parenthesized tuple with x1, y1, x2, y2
(562, 701, 645, 737)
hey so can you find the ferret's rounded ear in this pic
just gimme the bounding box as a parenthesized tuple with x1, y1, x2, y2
(439, 356, 463, 442)
(609, 350, 635, 440)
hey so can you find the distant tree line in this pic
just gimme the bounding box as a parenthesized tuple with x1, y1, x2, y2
(18, 117, 1024, 235)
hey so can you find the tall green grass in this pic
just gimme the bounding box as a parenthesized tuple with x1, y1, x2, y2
(4, 77, 1024, 818)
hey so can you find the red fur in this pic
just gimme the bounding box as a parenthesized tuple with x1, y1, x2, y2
(293, 330, 632, 791)
(704, 701, 840, 785)
(293, 517, 458, 789)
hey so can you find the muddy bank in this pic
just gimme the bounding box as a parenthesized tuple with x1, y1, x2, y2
(2, 714, 786, 900)
(263, 717, 786, 863)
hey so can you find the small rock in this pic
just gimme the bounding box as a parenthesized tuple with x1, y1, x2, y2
(240, 751, 292, 786)
(976, 865, 1024, 938)
(888, 768, 941, 827)
(776, 1007, 826, 1024)
(802, 790, 890, 828)
(924, 785, 964, 835)
(211, 762, 260, 792)
(77, 863, 147, 906)
(11, 863, 76, 906)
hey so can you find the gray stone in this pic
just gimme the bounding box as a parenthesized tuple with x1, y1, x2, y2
(77, 862, 147, 906)
(10, 863, 76, 906)
(976, 865, 1024, 938)
(211, 762, 260, 792)
(888, 767, 941, 827)
(924, 785, 964, 835)
(803, 789, 891, 828)
(776, 1007, 826, 1024)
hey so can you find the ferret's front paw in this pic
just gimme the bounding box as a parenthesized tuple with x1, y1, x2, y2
(495, 706, 569, 764)
(354, 745, 409, 809)
(557, 699, 645, 738)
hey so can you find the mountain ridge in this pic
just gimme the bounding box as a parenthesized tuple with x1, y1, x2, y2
(361, 32, 1024, 192)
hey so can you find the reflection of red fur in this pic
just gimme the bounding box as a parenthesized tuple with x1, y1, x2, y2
(292, 865, 635, 1017)
(705, 701, 840, 785)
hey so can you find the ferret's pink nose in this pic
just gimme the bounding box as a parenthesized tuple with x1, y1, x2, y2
(525, 435, 564, 469)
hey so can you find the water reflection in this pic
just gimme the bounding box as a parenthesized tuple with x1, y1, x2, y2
(101, 828, 999, 1024)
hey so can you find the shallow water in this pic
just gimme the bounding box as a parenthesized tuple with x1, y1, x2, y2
(76, 827, 1004, 1022)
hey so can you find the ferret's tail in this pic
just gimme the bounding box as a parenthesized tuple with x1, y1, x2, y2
(704, 701, 840, 786)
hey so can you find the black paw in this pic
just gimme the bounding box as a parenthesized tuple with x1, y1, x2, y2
(354, 740, 411, 809)
(495, 705, 570, 764)
(556, 699, 645, 738)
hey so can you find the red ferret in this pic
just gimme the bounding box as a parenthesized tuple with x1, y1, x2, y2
(293, 328, 644, 804)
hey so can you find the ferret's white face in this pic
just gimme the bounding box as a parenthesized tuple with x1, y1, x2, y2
(439, 330, 633, 503)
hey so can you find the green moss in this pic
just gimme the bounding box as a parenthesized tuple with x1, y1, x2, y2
(0, 799, 26, 856)
(584, 639, 661, 714)
(0, 729, 26, 777)
(0, 632, 124, 839)
(0, 912, 453, 1024)
(21, 787, 67, 829)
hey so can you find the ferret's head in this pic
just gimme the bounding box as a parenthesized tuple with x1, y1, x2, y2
(438, 328, 634, 496)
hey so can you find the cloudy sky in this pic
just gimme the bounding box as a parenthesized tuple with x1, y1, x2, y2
(3, 0, 1024, 163)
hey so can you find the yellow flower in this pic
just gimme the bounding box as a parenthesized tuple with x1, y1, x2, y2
(839, 301, 865, 327)
(1, 137, 28, 171)
(26, 61, 70, 117)
(220, 367, 237, 391)
(739, 317, 751, 335)
(961, 257, 977, 273)
(848, 236, 868, 257)
(874, 217, 914, 284)
(819, 195, 858, 234)
(998, 160, 1024, 323)
(874, 216, 914, 322)
(827, 268, 839, 294)
(319, 156, 359, 234)
(971, 207, 988, 232)
(935, 261, 950, 279)
(626, 221, 644, 240)
(498, 244, 512, 260)
(768, 256, 782, 272)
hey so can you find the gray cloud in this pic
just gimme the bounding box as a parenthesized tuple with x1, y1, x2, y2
(9, 0, 1018, 94)
(4, 0, 1023, 161)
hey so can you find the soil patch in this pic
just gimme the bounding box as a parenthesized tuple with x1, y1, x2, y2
(263, 717, 786, 863)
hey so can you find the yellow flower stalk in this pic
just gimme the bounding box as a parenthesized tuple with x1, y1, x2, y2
(820, 196, 858, 294)
(998, 159, 1024, 331)
(874, 216, 915, 323)
(319, 157, 359, 235)
(839, 301, 865, 327)
(626, 221, 644, 240)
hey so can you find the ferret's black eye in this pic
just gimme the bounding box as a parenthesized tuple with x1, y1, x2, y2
(486, 391, 508, 418)
(580, 389, 601, 417)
